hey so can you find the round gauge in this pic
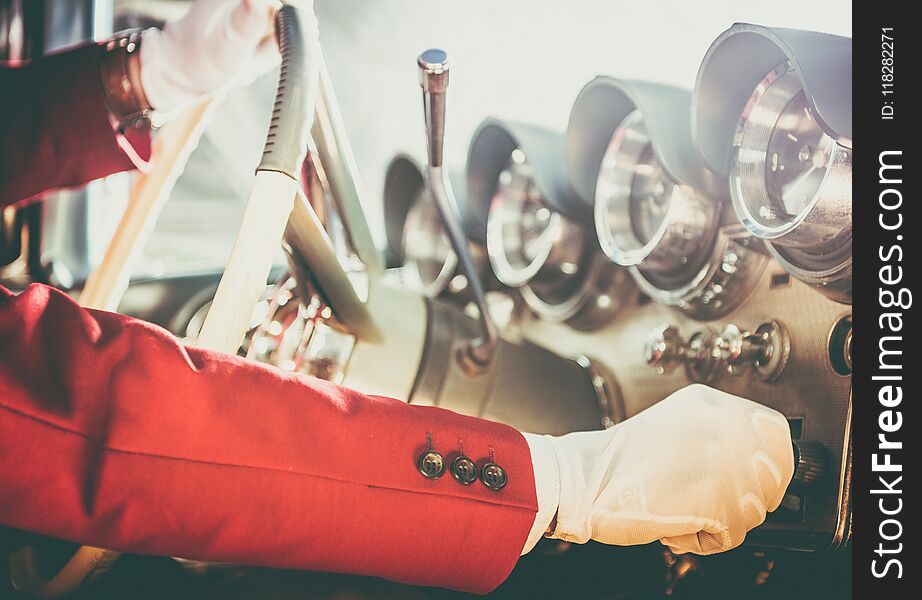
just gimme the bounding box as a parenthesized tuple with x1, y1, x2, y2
(730, 62, 850, 245)
(764, 91, 834, 217)
(729, 61, 852, 303)
(594, 110, 717, 274)
(401, 186, 458, 296)
(486, 151, 583, 288)
(627, 144, 672, 245)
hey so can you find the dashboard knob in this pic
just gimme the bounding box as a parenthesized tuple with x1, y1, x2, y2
(644, 325, 719, 382)
(417, 49, 449, 168)
(644, 325, 685, 374)
(713, 319, 790, 382)
(791, 441, 826, 489)
(713, 324, 760, 374)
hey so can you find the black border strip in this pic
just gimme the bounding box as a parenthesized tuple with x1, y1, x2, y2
(853, 2, 916, 595)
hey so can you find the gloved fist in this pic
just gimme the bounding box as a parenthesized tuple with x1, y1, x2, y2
(140, 0, 319, 113)
(540, 384, 794, 555)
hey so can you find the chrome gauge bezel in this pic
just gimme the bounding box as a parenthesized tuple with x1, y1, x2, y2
(400, 185, 458, 297)
(486, 152, 584, 289)
(630, 232, 768, 320)
(594, 110, 719, 276)
(730, 62, 851, 252)
(521, 254, 635, 331)
(729, 61, 852, 303)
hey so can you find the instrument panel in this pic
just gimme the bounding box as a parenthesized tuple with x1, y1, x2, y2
(384, 22, 852, 552)
(519, 260, 851, 550)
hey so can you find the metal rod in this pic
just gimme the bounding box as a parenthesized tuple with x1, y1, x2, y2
(311, 52, 384, 274)
(417, 49, 498, 371)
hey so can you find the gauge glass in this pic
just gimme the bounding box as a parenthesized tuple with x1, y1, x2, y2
(731, 62, 837, 237)
(628, 144, 672, 245)
(486, 157, 562, 287)
(517, 178, 554, 265)
(595, 110, 680, 266)
(764, 91, 835, 221)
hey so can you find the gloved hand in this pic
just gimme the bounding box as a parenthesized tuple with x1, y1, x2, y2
(525, 384, 794, 555)
(140, 0, 318, 113)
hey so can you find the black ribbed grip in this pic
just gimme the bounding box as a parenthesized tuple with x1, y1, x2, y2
(791, 441, 827, 489)
(257, 4, 309, 178)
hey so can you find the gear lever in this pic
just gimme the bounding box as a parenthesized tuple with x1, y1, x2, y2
(417, 49, 498, 373)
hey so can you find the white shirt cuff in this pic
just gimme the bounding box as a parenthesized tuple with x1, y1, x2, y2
(521, 432, 560, 555)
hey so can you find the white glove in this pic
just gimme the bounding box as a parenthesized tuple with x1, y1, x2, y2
(524, 384, 794, 555)
(140, 0, 317, 113)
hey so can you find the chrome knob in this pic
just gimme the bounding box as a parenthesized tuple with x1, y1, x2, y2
(712, 320, 790, 382)
(685, 329, 720, 382)
(644, 325, 719, 382)
(418, 49, 449, 168)
(644, 325, 685, 374)
(713, 324, 762, 375)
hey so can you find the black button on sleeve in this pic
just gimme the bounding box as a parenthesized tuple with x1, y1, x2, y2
(480, 462, 508, 490)
(417, 450, 445, 479)
(451, 456, 478, 485)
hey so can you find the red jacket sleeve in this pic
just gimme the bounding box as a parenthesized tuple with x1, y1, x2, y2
(0, 43, 151, 208)
(0, 284, 538, 594)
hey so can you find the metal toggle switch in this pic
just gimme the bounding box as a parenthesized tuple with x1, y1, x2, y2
(712, 320, 790, 382)
(644, 324, 720, 382)
(644, 325, 685, 374)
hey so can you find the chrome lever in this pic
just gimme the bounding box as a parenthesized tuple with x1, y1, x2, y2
(417, 49, 498, 373)
(418, 49, 449, 168)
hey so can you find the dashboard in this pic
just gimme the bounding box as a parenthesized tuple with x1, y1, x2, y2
(381, 23, 852, 552)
